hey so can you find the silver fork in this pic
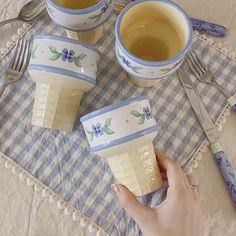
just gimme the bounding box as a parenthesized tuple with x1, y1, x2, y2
(187, 49, 236, 112)
(0, 38, 30, 97)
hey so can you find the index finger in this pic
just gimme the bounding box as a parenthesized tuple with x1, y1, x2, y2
(155, 149, 187, 191)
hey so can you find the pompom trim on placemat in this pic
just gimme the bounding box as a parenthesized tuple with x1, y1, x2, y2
(0, 151, 108, 236)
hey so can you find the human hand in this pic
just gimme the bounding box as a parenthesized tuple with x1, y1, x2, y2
(112, 150, 204, 236)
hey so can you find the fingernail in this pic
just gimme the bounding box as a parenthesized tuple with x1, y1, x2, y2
(111, 184, 120, 194)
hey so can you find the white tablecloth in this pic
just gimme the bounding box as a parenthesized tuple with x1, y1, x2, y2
(0, 0, 235, 235)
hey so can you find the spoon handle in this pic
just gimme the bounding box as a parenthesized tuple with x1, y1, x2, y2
(0, 18, 19, 27)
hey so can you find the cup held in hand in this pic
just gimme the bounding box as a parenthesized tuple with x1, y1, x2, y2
(80, 96, 163, 196)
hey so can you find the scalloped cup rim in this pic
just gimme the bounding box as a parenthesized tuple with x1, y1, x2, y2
(115, 0, 193, 67)
(80, 95, 149, 122)
(46, 0, 108, 14)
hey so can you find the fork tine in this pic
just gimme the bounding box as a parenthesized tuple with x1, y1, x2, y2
(16, 39, 28, 71)
(11, 39, 24, 70)
(188, 51, 205, 75)
(190, 50, 206, 74)
(8, 39, 21, 69)
(19, 40, 30, 73)
(192, 49, 207, 72)
(187, 54, 201, 78)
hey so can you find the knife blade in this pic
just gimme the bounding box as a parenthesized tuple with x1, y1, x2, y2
(178, 68, 236, 205)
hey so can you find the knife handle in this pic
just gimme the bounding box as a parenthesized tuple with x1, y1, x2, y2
(227, 96, 236, 112)
(191, 18, 227, 37)
(211, 143, 236, 205)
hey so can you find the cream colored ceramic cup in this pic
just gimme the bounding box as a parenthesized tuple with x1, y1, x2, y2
(115, 0, 192, 87)
(28, 35, 101, 132)
(80, 96, 163, 196)
(46, 0, 115, 45)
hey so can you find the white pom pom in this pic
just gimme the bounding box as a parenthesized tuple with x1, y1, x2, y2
(229, 52, 236, 58)
(72, 211, 80, 221)
(195, 153, 202, 161)
(26, 177, 35, 186)
(42, 188, 50, 197)
(49, 194, 57, 203)
(0, 154, 5, 163)
(80, 218, 89, 228)
(19, 171, 27, 181)
(12, 165, 20, 174)
(23, 23, 28, 29)
(6, 41, 13, 48)
(200, 145, 208, 153)
(57, 200, 66, 209)
(88, 224, 97, 234)
(224, 109, 231, 117)
(96, 231, 104, 236)
(64, 206, 73, 216)
(190, 160, 198, 168)
(17, 28, 24, 35)
(5, 160, 12, 169)
(220, 116, 227, 124)
(217, 124, 222, 131)
(34, 183, 43, 192)
(184, 166, 193, 174)
(12, 35, 19, 41)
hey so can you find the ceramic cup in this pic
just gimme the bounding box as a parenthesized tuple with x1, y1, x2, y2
(80, 96, 163, 196)
(46, 0, 115, 45)
(115, 0, 192, 87)
(28, 35, 101, 132)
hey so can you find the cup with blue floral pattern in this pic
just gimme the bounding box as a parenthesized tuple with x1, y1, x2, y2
(46, 0, 115, 45)
(28, 34, 101, 132)
(80, 95, 163, 196)
(115, 0, 192, 87)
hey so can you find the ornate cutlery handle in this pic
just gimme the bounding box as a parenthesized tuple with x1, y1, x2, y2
(211, 143, 236, 206)
(191, 18, 227, 37)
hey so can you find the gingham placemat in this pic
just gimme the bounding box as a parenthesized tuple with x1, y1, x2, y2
(0, 14, 236, 235)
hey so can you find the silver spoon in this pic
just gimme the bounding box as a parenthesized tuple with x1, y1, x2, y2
(0, 0, 46, 27)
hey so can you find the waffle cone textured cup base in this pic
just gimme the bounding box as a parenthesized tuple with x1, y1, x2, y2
(66, 26, 103, 45)
(31, 82, 82, 132)
(128, 74, 160, 88)
(106, 143, 163, 196)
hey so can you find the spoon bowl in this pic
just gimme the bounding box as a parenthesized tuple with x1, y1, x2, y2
(0, 0, 46, 27)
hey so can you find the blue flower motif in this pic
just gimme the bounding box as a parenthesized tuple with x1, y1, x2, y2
(121, 55, 131, 68)
(101, 3, 109, 13)
(92, 123, 104, 137)
(61, 49, 75, 63)
(143, 107, 152, 120)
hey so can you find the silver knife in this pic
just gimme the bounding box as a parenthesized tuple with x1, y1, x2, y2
(178, 68, 236, 205)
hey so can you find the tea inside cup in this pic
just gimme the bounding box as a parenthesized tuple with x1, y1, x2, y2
(115, 0, 192, 87)
(46, 0, 115, 44)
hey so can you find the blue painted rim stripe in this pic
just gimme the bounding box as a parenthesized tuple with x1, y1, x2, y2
(33, 34, 101, 56)
(115, 0, 193, 67)
(91, 125, 158, 152)
(47, 0, 108, 15)
(80, 95, 149, 122)
(47, 8, 114, 33)
(28, 64, 96, 85)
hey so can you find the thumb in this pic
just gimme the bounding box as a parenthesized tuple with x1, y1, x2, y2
(112, 184, 151, 224)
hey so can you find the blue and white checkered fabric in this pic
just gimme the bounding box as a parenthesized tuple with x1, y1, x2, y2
(0, 14, 236, 235)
